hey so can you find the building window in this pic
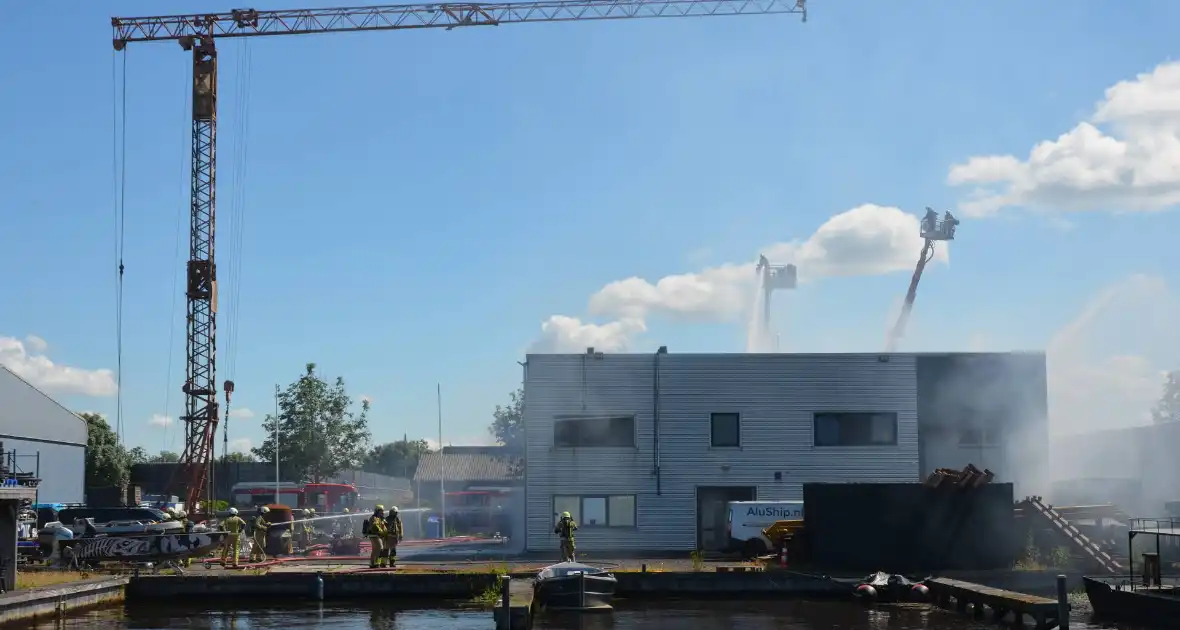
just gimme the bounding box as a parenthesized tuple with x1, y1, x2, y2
(959, 427, 1000, 446)
(553, 495, 636, 527)
(813, 412, 898, 447)
(710, 413, 741, 447)
(553, 416, 635, 448)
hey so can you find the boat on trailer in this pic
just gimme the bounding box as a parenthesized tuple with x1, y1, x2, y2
(63, 532, 229, 573)
(533, 562, 617, 610)
(1084, 516, 1180, 628)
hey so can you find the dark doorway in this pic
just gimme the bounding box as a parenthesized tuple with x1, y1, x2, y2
(696, 486, 756, 552)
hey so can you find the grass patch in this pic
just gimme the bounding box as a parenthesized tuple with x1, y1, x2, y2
(470, 562, 511, 607)
(15, 571, 94, 590)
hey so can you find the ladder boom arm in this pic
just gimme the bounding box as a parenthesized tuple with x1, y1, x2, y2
(113, 0, 806, 46)
(885, 239, 934, 352)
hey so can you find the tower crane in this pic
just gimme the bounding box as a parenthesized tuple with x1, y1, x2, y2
(111, 0, 808, 512)
(884, 207, 960, 353)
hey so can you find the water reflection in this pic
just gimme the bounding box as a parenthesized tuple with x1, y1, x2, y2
(29, 599, 1150, 630)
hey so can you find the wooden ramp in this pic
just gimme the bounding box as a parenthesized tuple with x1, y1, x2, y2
(925, 578, 1064, 630)
(493, 577, 535, 630)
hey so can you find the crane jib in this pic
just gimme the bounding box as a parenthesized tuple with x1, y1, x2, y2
(112, 0, 805, 47)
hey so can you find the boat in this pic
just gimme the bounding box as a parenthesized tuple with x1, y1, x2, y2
(65, 531, 228, 562)
(533, 562, 617, 610)
(1084, 516, 1180, 628)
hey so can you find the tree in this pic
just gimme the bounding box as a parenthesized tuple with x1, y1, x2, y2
(126, 446, 149, 465)
(489, 387, 524, 452)
(80, 412, 130, 488)
(1152, 371, 1180, 424)
(220, 451, 257, 463)
(252, 363, 372, 482)
(364, 439, 433, 478)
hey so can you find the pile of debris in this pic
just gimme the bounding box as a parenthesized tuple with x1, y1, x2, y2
(924, 463, 994, 489)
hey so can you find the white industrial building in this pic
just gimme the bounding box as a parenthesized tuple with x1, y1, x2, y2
(0, 366, 87, 504)
(522, 350, 1048, 554)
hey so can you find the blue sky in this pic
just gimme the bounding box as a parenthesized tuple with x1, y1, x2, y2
(4, 1, 1180, 455)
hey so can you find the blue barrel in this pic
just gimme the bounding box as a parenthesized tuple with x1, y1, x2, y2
(426, 516, 442, 539)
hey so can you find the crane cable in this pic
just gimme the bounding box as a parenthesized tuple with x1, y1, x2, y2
(112, 50, 129, 447)
(161, 60, 193, 454)
(223, 40, 255, 459)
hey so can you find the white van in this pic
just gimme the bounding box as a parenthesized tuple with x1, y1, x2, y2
(726, 500, 804, 557)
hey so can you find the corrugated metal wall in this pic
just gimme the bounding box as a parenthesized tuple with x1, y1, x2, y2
(915, 353, 1048, 498)
(5, 438, 84, 504)
(524, 353, 921, 552)
(0, 367, 87, 445)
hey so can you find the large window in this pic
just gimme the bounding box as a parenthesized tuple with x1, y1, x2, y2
(813, 412, 898, 447)
(710, 413, 741, 447)
(553, 415, 635, 448)
(553, 495, 636, 527)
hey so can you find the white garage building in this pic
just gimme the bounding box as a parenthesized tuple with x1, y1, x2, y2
(0, 366, 87, 504)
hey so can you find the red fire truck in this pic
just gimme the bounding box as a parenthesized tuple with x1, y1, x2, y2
(230, 482, 358, 513)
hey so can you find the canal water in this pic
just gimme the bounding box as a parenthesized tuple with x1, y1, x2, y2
(33, 600, 1140, 629)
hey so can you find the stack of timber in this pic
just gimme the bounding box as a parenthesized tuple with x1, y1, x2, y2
(1017, 496, 1123, 574)
(924, 464, 995, 490)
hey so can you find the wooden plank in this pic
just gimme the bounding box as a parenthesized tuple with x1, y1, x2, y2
(926, 578, 1057, 610)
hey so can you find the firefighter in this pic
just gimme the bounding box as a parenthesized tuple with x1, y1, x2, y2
(554, 511, 578, 562)
(249, 506, 270, 563)
(300, 509, 313, 548)
(364, 506, 388, 568)
(384, 506, 404, 567)
(177, 509, 194, 567)
(220, 508, 247, 568)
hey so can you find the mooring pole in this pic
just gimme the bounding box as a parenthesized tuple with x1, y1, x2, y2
(1056, 574, 1069, 630)
(501, 574, 511, 616)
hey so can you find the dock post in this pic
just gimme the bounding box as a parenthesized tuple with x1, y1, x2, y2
(501, 575, 511, 613)
(1056, 574, 1069, 630)
(579, 570, 586, 609)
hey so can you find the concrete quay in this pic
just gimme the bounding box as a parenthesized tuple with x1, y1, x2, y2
(0, 576, 128, 626)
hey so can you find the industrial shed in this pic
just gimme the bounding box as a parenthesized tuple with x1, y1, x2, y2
(522, 350, 1048, 554)
(0, 366, 87, 504)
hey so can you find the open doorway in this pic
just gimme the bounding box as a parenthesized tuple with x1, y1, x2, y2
(696, 486, 756, 552)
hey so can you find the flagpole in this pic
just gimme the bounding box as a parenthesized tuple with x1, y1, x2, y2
(274, 384, 281, 505)
(437, 382, 445, 538)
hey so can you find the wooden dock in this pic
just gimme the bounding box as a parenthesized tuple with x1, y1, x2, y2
(925, 578, 1065, 630)
(493, 577, 535, 630)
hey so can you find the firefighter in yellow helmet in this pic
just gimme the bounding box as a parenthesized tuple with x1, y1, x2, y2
(220, 508, 247, 568)
(176, 509, 194, 567)
(554, 511, 578, 562)
(364, 506, 388, 568)
(384, 506, 404, 567)
(249, 506, 270, 563)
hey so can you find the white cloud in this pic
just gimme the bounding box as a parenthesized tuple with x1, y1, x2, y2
(588, 204, 940, 322)
(1045, 274, 1180, 436)
(228, 438, 252, 454)
(0, 335, 117, 397)
(530, 204, 939, 353)
(229, 407, 256, 419)
(148, 413, 174, 428)
(948, 60, 1180, 216)
(528, 316, 646, 354)
(24, 335, 47, 353)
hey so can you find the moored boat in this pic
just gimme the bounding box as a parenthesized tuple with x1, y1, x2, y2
(1084, 516, 1180, 628)
(534, 562, 616, 610)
